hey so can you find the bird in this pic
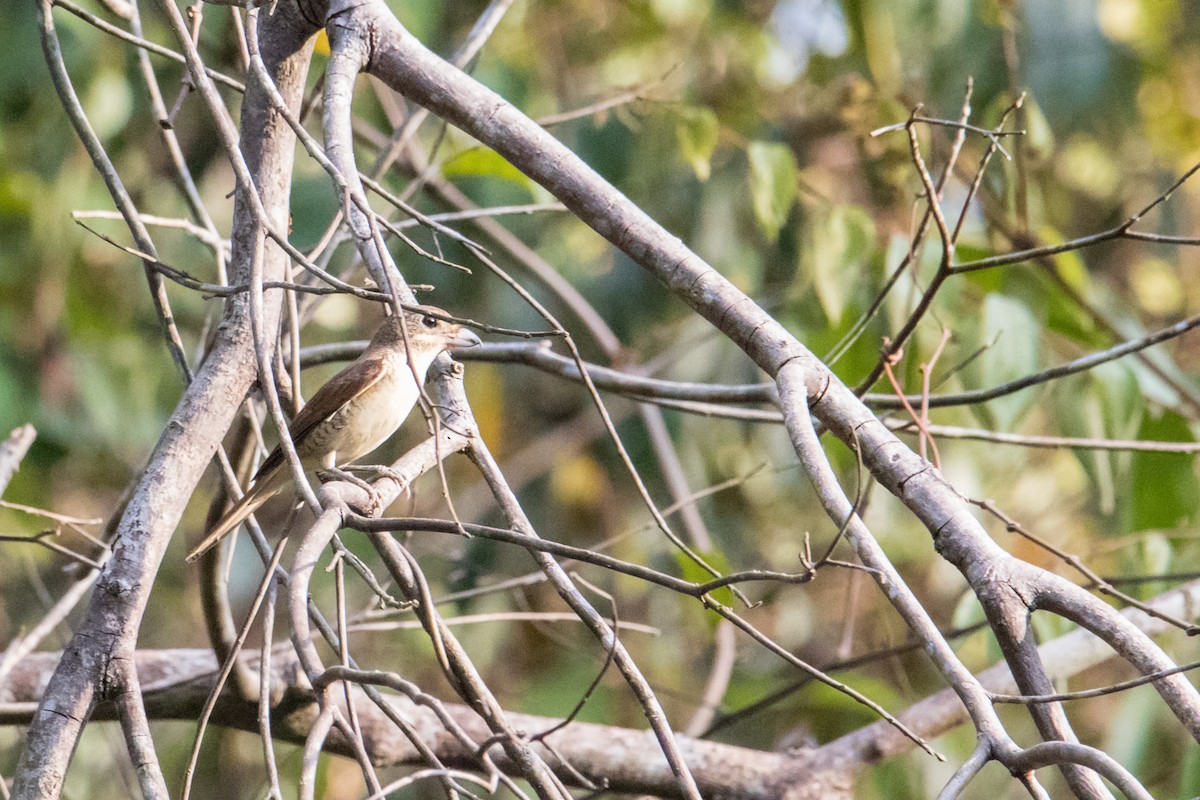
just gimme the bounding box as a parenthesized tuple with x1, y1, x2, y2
(187, 305, 481, 562)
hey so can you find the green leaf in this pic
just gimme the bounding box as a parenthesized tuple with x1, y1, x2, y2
(1074, 385, 1117, 514)
(522, 660, 614, 721)
(1020, 93, 1057, 164)
(675, 548, 736, 609)
(1129, 409, 1199, 532)
(802, 203, 876, 325)
(1054, 366, 1145, 517)
(1105, 689, 1160, 773)
(1181, 741, 1200, 797)
(442, 147, 535, 195)
(1131, 531, 1173, 578)
(1091, 360, 1142, 440)
(967, 293, 1041, 430)
(675, 106, 720, 181)
(871, 760, 920, 800)
(1043, 284, 1103, 346)
(746, 141, 798, 241)
(84, 69, 133, 140)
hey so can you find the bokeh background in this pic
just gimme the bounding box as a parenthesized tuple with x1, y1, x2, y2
(4, 1, 1200, 797)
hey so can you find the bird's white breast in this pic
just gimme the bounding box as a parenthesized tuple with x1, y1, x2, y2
(344, 360, 421, 462)
(336, 344, 444, 464)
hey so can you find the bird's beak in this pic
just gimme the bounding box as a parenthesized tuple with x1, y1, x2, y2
(448, 328, 482, 349)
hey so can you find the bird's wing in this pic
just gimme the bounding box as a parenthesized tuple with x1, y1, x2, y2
(252, 355, 393, 480)
(190, 355, 399, 562)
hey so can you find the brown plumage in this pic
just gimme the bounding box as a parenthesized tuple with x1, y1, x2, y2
(187, 306, 480, 562)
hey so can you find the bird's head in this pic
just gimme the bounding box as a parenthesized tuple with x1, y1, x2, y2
(373, 306, 482, 357)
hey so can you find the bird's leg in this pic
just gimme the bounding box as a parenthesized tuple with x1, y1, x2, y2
(317, 467, 385, 517)
(317, 465, 409, 517)
(344, 464, 410, 497)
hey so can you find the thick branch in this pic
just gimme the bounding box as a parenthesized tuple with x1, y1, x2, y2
(349, 0, 1200, 781)
(12, 5, 318, 798)
(0, 648, 842, 800)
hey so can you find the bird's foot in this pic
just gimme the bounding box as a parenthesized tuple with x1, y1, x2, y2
(344, 464, 409, 493)
(324, 465, 410, 517)
(317, 467, 384, 517)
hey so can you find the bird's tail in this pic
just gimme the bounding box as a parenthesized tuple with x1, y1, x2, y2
(186, 474, 280, 562)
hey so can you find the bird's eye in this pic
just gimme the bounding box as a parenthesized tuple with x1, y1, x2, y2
(421, 315, 438, 329)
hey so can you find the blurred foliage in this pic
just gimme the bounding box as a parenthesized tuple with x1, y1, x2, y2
(4, 1, 1200, 798)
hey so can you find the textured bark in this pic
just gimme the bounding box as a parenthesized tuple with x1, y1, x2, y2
(4, 649, 850, 800)
(12, 6, 319, 797)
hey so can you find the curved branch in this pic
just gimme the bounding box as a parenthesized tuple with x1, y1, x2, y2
(2, 648, 835, 800)
(342, 4, 1200, 789)
(980, 605, 1113, 800)
(13, 4, 318, 796)
(361, 3, 803, 374)
(1009, 742, 1152, 800)
(285, 362, 585, 800)
(820, 577, 1200, 768)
